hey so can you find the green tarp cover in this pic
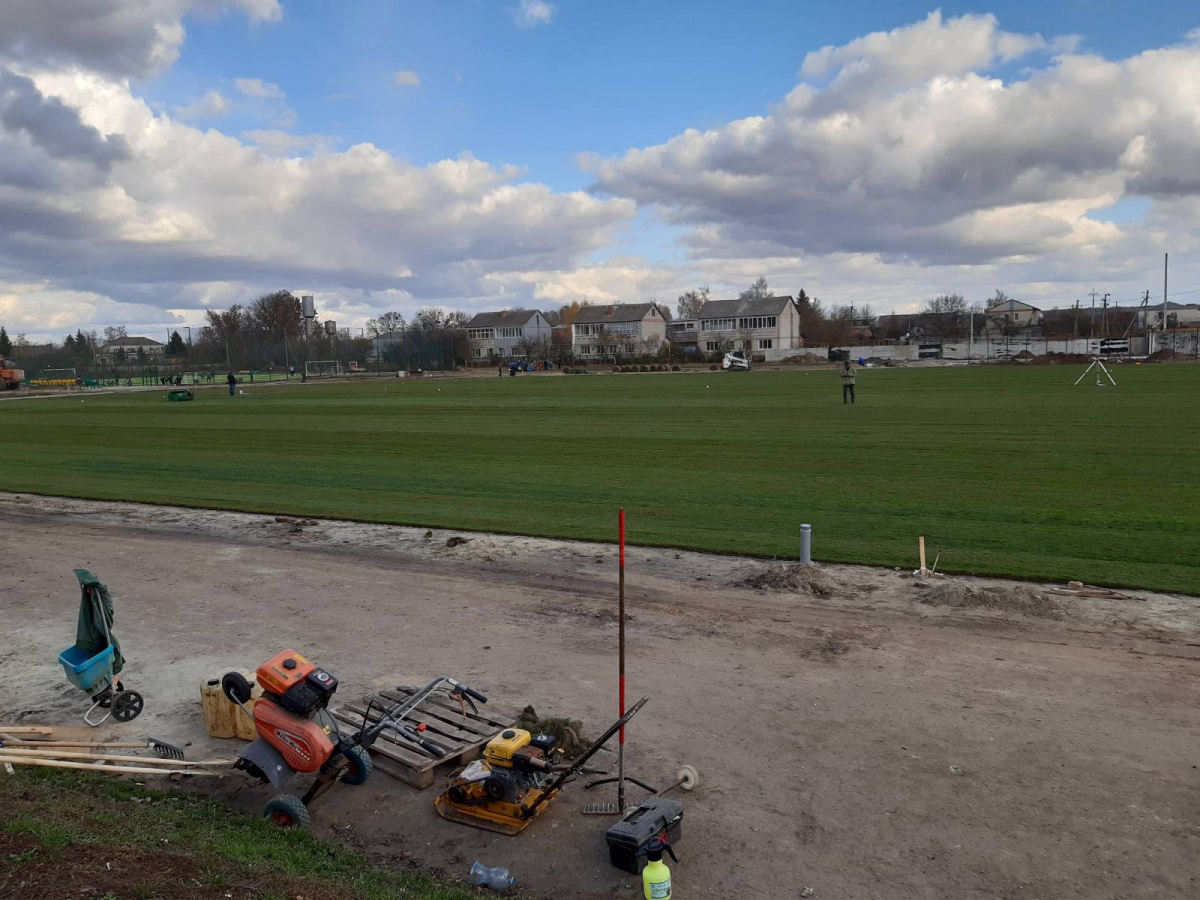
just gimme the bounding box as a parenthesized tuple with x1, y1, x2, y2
(73, 568, 123, 675)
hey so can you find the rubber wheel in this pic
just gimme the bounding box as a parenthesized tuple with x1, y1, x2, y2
(341, 745, 372, 786)
(484, 776, 506, 801)
(111, 690, 144, 722)
(222, 671, 253, 704)
(264, 794, 310, 829)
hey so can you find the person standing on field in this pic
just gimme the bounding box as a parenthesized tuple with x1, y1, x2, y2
(841, 359, 856, 404)
(227, 371, 236, 396)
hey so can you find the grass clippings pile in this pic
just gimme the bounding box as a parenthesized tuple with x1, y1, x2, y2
(918, 581, 1066, 619)
(517, 705, 587, 758)
(743, 563, 839, 597)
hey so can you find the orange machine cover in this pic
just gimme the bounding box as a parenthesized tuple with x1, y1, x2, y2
(253, 700, 335, 772)
(257, 649, 315, 696)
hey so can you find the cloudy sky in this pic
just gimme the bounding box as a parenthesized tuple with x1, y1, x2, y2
(2, 0, 1199, 342)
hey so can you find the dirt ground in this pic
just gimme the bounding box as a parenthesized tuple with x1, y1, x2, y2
(2, 492, 1198, 899)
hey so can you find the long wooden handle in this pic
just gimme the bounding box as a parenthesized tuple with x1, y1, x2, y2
(2, 740, 156, 750)
(0, 755, 223, 777)
(0, 747, 231, 766)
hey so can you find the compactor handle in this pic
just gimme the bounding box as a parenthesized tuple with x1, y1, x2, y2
(420, 739, 446, 758)
(459, 685, 488, 704)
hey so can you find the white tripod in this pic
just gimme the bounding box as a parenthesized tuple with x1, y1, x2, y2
(1074, 356, 1117, 387)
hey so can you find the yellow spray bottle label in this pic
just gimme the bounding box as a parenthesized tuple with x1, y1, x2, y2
(643, 838, 673, 900)
(643, 858, 671, 900)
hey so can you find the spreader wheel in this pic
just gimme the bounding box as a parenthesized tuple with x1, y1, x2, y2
(340, 745, 373, 786)
(675, 764, 699, 791)
(111, 690, 144, 722)
(264, 794, 310, 829)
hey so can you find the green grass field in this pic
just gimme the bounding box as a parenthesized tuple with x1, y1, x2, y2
(2, 365, 1197, 593)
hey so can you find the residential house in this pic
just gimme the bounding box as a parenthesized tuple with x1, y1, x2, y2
(1146, 301, 1200, 329)
(696, 295, 801, 359)
(984, 299, 1043, 331)
(572, 303, 669, 360)
(97, 336, 165, 364)
(666, 317, 699, 355)
(464, 310, 553, 361)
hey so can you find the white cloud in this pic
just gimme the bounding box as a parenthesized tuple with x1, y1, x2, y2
(511, 0, 555, 29)
(234, 77, 283, 99)
(585, 11, 1200, 290)
(393, 70, 421, 87)
(0, 0, 281, 79)
(175, 89, 229, 120)
(243, 129, 333, 156)
(0, 67, 635, 336)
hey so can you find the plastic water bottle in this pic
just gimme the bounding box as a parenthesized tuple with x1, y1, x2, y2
(470, 862, 517, 891)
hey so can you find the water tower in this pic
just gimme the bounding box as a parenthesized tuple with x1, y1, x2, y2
(301, 294, 316, 340)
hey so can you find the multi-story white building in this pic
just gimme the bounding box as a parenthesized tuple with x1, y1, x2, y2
(464, 310, 553, 361)
(572, 303, 669, 360)
(695, 296, 801, 357)
(96, 336, 165, 364)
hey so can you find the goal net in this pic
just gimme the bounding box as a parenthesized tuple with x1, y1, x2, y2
(304, 360, 343, 377)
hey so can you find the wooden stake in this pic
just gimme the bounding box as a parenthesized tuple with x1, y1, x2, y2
(919, 536, 927, 577)
(0, 747, 230, 767)
(0, 755, 224, 777)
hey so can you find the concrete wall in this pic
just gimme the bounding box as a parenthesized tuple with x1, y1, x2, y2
(810, 336, 1150, 362)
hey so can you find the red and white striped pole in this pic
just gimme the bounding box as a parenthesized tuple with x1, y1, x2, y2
(617, 507, 626, 812)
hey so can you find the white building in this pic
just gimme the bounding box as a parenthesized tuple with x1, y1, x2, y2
(464, 310, 553, 361)
(695, 296, 802, 357)
(97, 336, 165, 364)
(572, 303, 669, 360)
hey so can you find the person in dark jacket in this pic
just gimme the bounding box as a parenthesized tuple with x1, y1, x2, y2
(841, 360, 856, 404)
(227, 372, 236, 396)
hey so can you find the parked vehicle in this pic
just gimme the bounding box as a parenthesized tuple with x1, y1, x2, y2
(722, 351, 751, 372)
(1, 357, 25, 390)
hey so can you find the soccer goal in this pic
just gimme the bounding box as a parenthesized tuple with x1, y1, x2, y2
(304, 360, 343, 377)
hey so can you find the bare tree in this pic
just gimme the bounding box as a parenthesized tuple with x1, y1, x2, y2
(102, 325, 127, 345)
(920, 293, 969, 338)
(677, 286, 709, 319)
(739, 276, 771, 301)
(366, 311, 406, 337)
(414, 307, 446, 331)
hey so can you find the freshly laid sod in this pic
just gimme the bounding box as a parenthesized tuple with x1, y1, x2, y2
(2, 365, 1197, 593)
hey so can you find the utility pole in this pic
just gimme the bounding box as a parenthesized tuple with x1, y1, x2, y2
(1163, 252, 1169, 349)
(1101, 293, 1110, 339)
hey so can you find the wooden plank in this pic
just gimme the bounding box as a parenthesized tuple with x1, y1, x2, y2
(0, 725, 101, 742)
(372, 692, 495, 743)
(381, 689, 502, 738)
(329, 709, 444, 770)
(394, 685, 524, 727)
(341, 702, 460, 753)
(371, 756, 435, 789)
(380, 689, 496, 735)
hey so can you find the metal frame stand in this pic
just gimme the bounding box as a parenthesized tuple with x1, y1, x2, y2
(1074, 356, 1117, 387)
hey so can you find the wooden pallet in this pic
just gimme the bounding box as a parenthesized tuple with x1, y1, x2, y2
(329, 686, 519, 789)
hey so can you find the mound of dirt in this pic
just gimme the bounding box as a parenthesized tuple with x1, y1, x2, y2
(743, 563, 838, 597)
(781, 352, 830, 364)
(918, 581, 1065, 619)
(1147, 349, 1177, 361)
(1028, 352, 1093, 365)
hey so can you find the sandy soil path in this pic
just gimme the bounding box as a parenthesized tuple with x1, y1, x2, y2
(2, 493, 1197, 898)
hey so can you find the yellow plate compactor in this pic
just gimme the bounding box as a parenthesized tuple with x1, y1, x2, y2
(435, 696, 648, 835)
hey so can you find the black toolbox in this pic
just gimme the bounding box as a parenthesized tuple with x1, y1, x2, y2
(604, 797, 684, 874)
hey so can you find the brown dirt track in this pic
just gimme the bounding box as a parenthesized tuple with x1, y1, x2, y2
(2, 492, 1198, 898)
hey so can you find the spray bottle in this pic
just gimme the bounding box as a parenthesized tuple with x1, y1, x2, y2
(642, 837, 678, 900)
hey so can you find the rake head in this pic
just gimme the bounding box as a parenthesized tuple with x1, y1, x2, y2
(148, 738, 185, 760)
